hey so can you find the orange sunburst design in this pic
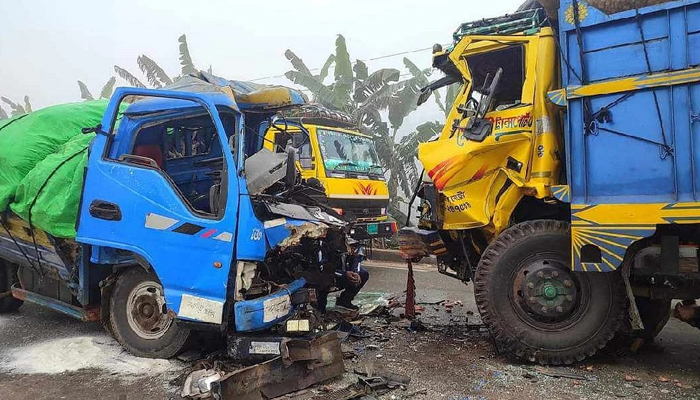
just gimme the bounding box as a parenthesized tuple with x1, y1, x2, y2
(428, 156, 463, 190)
(354, 182, 378, 195)
(467, 164, 488, 184)
(429, 158, 489, 191)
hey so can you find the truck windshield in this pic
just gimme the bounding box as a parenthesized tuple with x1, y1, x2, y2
(317, 128, 383, 176)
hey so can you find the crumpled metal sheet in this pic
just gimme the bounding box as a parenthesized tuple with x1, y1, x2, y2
(212, 332, 345, 400)
(182, 369, 225, 399)
(278, 222, 329, 249)
(244, 149, 288, 195)
(164, 71, 308, 112)
(266, 202, 317, 221)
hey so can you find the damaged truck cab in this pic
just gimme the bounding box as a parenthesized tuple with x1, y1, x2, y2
(406, 0, 700, 365)
(0, 78, 348, 358)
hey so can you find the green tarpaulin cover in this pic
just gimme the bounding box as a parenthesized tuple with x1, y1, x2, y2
(0, 100, 109, 238)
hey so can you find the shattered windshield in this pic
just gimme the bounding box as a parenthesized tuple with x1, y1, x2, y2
(317, 128, 383, 176)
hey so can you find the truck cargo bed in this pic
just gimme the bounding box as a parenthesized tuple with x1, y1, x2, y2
(0, 213, 74, 281)
(559, 0, 700, 204)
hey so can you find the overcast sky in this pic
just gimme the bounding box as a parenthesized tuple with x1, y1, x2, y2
(1, 0, 523, 134)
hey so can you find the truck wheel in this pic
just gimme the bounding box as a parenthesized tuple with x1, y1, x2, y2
(109, 268, 190, 358)
(474, 220, 626, 365)
(0, 262, 23, 313)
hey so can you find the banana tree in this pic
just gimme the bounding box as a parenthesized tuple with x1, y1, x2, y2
(0, 96, 32, 120)
(113, 34, 201, 89)
(77, 77, 117, 101)
(284, 36, 441, 223)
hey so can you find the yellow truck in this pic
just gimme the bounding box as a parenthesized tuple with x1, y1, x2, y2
(404, 0, 700, 364)
(263, 106, 396, 240)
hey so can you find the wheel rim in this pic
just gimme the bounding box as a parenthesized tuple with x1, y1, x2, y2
(125, 281, 173, 340)
(510, 254, 590, 331)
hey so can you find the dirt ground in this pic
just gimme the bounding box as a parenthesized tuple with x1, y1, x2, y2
(1, 262, 700, 400)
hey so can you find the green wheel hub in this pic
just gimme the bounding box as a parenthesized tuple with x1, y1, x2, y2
(520, 260, 578, 319)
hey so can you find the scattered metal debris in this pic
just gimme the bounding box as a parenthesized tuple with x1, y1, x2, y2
(535, 367, 596, 382)
(212, 332, 345, 400)
(289, 384, 368, 400)
(182, 369, 225, 399)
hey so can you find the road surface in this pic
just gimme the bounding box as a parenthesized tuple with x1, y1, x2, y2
(0, 261, 699, 399)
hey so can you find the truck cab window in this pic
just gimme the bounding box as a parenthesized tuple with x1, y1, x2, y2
(467, 45, 525, 111)
(116, 111, 227, 218)
(163, 126, 215, 160)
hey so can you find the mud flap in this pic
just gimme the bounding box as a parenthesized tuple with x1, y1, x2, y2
(212, 332, 344, 400)
(622, 270, 645, 331)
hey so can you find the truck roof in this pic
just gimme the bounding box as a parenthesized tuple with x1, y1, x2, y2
(124, 92, 236, 115)
(125, 72, 308, 115)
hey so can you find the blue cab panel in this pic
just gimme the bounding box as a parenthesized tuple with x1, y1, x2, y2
(77, 88, 240, 322)
(234, 278, 306, 332)
(559, 0, 700, 204)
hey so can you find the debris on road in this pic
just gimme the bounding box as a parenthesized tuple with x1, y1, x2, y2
(535, 367, 596, 382)
(212, 332, 345, 400)
(182, 369, 224, 399)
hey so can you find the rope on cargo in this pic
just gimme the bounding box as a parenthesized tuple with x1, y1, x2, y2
(571, 0, 673, 159)
(0, 114, 29, 133)
(571, 0, 597, 135)
(635, 9, 672, 158)
(0, 217, 42, 279)
(24, 145, 90, 278)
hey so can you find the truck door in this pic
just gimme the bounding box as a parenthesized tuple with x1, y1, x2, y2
(76, 88, 239, 325)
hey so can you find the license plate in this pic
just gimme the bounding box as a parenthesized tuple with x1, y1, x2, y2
(367, 223, 378, 234)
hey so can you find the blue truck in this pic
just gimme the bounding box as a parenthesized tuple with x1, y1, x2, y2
(405, 0, 700, 364)
(0, 74, 349, 358)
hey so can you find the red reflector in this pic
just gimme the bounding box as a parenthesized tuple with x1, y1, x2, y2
(391, 221, 398, 234)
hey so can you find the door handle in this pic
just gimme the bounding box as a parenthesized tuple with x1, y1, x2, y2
(89, 200, 122, 221)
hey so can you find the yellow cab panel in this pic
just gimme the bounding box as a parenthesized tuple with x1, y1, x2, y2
(417, 28, 562, 235)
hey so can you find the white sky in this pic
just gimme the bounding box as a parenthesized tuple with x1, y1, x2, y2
(0, 0, 523, 134)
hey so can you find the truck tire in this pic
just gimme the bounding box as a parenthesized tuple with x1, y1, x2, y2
(0, 262, 23, 313)
(474, 220, 626, 365)
(109, 268, 190, 358)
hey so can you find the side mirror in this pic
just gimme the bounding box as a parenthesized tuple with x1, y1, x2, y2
(299, 157, 313, 169)
(292, 133, 306, 148)
(285, 147, 297, 188)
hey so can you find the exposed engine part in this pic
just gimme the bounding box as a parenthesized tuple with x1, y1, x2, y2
(234, 261, 257, 301)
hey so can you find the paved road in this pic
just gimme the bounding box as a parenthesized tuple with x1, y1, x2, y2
(0, 262, 699, 399)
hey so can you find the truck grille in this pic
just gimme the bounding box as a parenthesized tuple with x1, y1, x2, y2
(345, 205, 382, 218)
(327, 198, 385, 219)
